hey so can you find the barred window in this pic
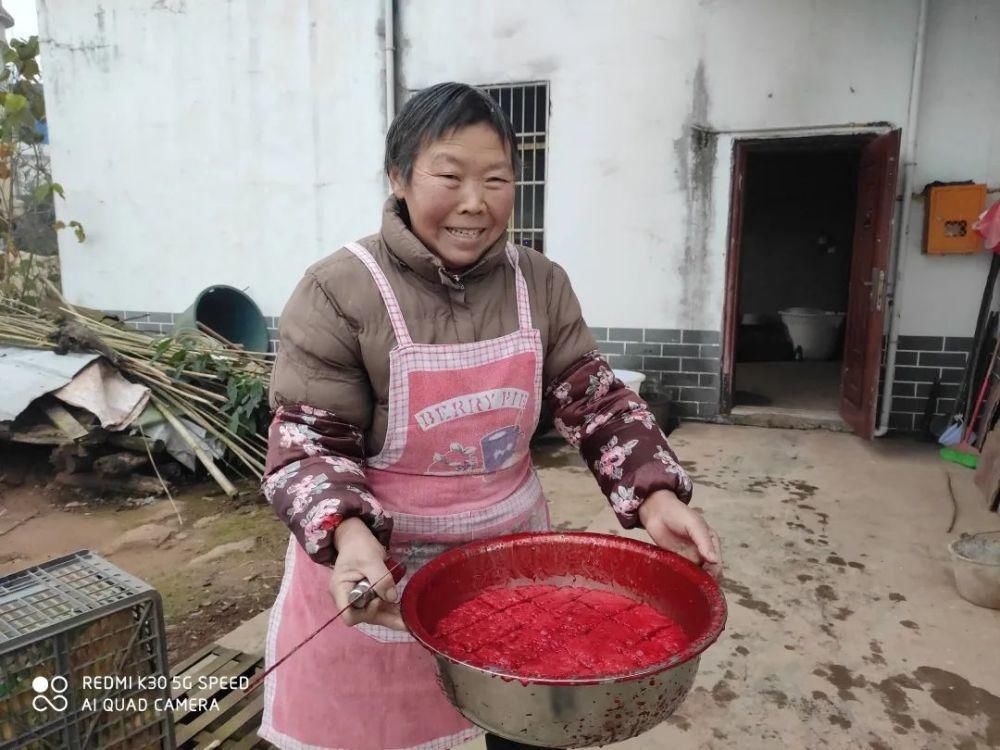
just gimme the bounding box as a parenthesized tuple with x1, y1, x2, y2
(482, 82, 548, 253)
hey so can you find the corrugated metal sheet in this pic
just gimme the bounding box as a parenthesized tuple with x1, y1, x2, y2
(0, 347, 99, 422)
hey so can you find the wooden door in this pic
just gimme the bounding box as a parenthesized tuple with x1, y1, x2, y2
(720, 144, 748, 413)
(840, 130, 901, 437)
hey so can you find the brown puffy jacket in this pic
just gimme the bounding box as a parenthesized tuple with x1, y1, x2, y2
(263, 197, 692, 564)
(270, 197, 597, 450)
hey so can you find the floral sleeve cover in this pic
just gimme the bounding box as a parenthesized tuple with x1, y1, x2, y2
(261, 405, 392, 565)
(547, 350, 693, 528)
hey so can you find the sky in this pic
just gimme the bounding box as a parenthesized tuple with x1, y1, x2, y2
(4, 0, 39, 40)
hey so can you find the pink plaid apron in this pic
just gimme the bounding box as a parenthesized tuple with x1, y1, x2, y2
(260, 242, 549, 750)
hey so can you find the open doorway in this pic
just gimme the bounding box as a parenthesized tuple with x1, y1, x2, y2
(721, 132, 901, 437)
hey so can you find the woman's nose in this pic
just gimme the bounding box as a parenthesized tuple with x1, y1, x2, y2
(457, 181, 486, 213)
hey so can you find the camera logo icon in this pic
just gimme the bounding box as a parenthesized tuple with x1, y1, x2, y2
(31, 676, 68, 712)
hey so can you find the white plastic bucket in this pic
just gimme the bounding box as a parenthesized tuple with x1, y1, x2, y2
(779, 307, 846, 360)
(613, 369, 646, 393)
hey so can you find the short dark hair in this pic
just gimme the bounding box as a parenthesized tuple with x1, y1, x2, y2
(385, 82, 520, 184)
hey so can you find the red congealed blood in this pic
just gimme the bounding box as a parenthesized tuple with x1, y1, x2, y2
(433, 585, 690, 679)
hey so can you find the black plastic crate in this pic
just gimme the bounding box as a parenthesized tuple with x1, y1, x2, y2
(0, 550, 175, 749)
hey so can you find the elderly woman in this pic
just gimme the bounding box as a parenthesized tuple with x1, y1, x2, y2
(259, 82, 721, 750)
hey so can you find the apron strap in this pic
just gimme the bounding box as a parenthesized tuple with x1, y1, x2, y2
(345, 241, 532, 344)
(505, 243, 534, 331)
(344, 242, 414, 347)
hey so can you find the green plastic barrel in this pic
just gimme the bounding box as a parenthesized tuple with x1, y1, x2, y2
(174, 285, 270, 352)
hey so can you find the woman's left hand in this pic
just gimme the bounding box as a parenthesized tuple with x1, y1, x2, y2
(638, 490, 722, 578)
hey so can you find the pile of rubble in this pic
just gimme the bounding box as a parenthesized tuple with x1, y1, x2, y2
(0, 295, 271, 499)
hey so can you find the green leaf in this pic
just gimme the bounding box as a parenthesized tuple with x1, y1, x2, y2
(19, 59, 39, 79)
(33, 184, 48, 202)
(191, 353, 209, 373)
(14, 37, 36, 61)
(4, 94, 27, 115)
(166, 349, 186, 371)
(69, 221, 85, 243)
(151, 337, 172, 362)
(3, 48, 18, 65)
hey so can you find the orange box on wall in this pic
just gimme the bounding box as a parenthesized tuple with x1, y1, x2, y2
(924, 183, 988, 254)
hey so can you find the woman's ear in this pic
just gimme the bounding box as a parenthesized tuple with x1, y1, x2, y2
(388, 168, 406, 199)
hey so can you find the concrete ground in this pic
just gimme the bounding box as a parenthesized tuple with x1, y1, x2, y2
(225, 423, 1000, 749)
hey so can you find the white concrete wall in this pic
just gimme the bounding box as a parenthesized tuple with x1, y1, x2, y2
(401, 0, 999, 336)
(400, 0, 918, 331)
(41, 0, 1000, 337)
(40, 0, 388, 315)
(893, 0, 1000, 336)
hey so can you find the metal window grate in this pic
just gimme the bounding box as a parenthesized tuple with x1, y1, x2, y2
(482, 82, 548, 253)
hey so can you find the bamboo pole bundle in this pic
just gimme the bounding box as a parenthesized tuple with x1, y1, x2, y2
(0, 295, 271, 491)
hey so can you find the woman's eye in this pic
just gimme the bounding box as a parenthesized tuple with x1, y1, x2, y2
(488, 177, 510, 184)
(439, 174, 460, 181)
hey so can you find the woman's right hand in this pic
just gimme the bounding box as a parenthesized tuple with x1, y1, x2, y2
(330, 518, 407, 631)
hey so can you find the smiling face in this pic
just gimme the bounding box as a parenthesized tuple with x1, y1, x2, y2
(390, 122, 516, 272)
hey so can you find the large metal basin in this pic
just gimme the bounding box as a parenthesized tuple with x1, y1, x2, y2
(401, 532, 727, 748)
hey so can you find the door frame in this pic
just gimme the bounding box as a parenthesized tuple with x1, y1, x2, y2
(719, 127, 898, 418)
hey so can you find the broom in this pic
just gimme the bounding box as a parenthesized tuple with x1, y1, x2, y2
(941, 202, 1000, 447)
(942, 330, 1000, 469)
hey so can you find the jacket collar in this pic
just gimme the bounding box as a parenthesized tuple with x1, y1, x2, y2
(379, 196, 508, 287)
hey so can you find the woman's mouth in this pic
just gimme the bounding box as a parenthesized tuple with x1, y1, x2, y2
(445, 227, 486, 240)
